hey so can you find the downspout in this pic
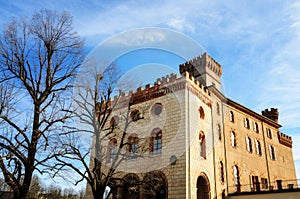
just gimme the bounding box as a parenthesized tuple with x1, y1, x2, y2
(222, 103, 229, 196)
(261, 122, 271, 188)
(211, 99, 217, 198)
(187, 86, 191, 199)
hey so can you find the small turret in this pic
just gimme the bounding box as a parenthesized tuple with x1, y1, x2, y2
(262, 108, 279, 123)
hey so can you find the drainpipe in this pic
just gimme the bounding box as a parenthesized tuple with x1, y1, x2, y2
(187, 87, 191, 199)
(261, 122, 271, 188)
(222, 103, 229, 197)
(211, 99, 217, 198)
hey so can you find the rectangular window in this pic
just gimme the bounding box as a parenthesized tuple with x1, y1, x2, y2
(261, 178, 268, 189)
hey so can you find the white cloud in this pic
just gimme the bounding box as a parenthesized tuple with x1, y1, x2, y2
(167, 18, 195, 33)
(1, 0, 300, 188)
(107, 28, 166, 46)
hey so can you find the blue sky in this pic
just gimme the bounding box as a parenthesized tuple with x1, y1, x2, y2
(1, 0, 300, 188)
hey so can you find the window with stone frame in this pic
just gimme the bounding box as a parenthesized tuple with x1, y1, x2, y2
(216, 102, 220, 115)
(246, 136, 253, 153)
(220, 161, 225, 183)
(199, 131, 206, 159)
(110, 116, 119, 127)
(150, 128, 162, 155)
(254, 122, 259, 133)
(218, 124, 222, 141)
(267, 128, 273, 139)
(199, 106, 205, 119)
(231, 131, 237, 148)
(106, 138, 118, 163)
(234, 165, 240, 186)
(269, 145, 276, 160)
(244, 118, 250, 129)
(130, 109, 141, 121)
(261, 178, 268, 189)
(152, 103, 163, 116)
(128, 134, 139, 159)
(255, 140, 262, 155)
(230, 111, 235, 122)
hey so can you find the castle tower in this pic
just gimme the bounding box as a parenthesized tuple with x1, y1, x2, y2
(262, 108, 279, 123)
(179, 52, 222, 91)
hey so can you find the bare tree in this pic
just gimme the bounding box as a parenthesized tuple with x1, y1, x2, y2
(52, 62, 149, 199)
(0, 9, 84, 199)
(27, 175, 43, 199)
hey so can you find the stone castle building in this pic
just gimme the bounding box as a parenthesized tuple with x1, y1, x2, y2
(87, 53, 297, 199)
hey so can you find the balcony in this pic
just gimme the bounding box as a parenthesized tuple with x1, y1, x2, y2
(228, 179, 300, 196)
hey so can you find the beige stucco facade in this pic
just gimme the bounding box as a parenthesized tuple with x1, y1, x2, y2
(87, 53, 297, 199)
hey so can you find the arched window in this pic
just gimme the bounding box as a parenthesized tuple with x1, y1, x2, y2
(246, 136, 253, 153)
(244, 118, 250, 129)
(256, 140, 262, 155)
(230, 111, 234, 122)
(231, 131, 236, 148)
(150, 128, 162, 155)
(218, 124, 222, 140)
(234, 165, 240, 192)
(216, 103, 220, 115)
(254, 122, 259, 133)
(128, 134, 139, 159)
(220, 161, 224, 183)
(110, 116, 119, 127)
(106, 138, 117, 163)
(130, 109, 141, 121)
(199, 106, 205, 119)
(267, 128, 272, 139)
(269, 145, 276, 160)
(199, 131, 206, 158)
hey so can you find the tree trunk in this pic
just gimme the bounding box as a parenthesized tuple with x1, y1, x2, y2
(13, 187, 29, 199)
(93, 188, 105, 199)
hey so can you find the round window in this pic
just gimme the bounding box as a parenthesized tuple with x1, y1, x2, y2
(152, 103, 162, 115)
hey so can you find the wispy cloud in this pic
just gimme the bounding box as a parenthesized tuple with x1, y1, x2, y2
(1, 0, 300, 186)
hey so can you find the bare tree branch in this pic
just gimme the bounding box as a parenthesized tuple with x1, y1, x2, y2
(0, 9, 84, 199)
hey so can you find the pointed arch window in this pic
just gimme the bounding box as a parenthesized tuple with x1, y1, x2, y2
(244, 118, 250, 129)
(267, 128, 273, 139)
(150, 128, 162, 155)
(220, 161, 225, 183)
(130, 110, 141, 121)
(128, 134, 139, 159)
(218, 124, 222, 140)
(107, 138, 117, 163)
(199, 106, 205, 119)
(256, 140, 262, 155)
(199, 131, 206, 158)
(230, 111, 234, 122)
(231, 131, 237, 148)
(254, 122, 259, 133)
(234, 165, 241, 191)
(246, 136, 253, 153)
(269, 145, 276, 160)
(216, 103, 220, 115)
(110, 116, 119, 127)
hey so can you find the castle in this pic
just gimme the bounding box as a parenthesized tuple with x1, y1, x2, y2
(87, 53, 297, 199)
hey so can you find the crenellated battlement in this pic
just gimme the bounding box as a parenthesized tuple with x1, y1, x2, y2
(102, 71, 211, 110)
(179, 52, 222, 78)
(262, 108, 279, 123)
(278, 131, 293, 148)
